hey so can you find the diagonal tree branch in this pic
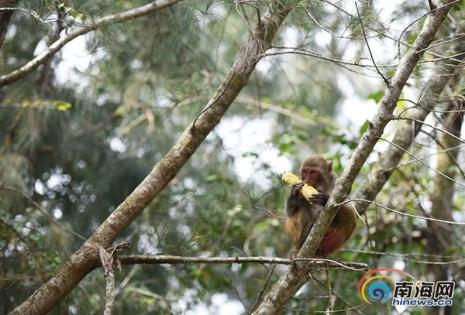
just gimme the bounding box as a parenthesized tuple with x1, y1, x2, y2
(353, 32, 465, 214)
(8, 2, 293, 315)
(252, 2, 456, 314)
(0, 0, 182, 87)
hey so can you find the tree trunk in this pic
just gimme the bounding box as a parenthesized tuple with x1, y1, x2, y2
(8, 2, 292, 314)
(425, 99, 463, 315)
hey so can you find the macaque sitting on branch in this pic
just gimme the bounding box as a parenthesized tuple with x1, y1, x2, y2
(283, 155, 356, 257)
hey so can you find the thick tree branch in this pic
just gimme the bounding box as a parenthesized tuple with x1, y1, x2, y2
(353, 34, 465, 214)
(252, 2, 455, 314)
(9, 2, 291, 315)
(0, 0, 182, 87)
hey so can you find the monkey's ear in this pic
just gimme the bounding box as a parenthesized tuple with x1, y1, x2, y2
(327, 160, 333, 171)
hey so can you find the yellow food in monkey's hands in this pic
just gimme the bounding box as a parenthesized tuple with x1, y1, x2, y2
(281, 172, 318, 199)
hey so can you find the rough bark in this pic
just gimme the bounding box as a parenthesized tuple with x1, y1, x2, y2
(117, 255, 368, 270)
(252, 2, 455, 314)
(8, 2, 291, 315)
(0, 0, 182, 86)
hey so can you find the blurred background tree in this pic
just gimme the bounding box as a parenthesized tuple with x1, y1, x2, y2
(1, 0, 464, 314)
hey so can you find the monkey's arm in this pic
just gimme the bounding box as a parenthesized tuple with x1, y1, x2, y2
(285, 183, 308, 216)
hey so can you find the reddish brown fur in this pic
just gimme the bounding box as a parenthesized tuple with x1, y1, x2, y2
(317, 205, 356, 255)
(285, 155, 356, 256)
(285, 207, 316, 248)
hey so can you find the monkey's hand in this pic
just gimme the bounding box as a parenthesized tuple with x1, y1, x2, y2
(308, 193, 329, 206)
(291, 182, 305, 197)
(286, 184, 306, 216)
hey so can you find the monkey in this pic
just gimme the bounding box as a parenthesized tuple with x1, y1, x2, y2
(284, 155, 356, 257)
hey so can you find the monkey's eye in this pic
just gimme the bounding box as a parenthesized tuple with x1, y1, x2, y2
(303, 169, 316, 177)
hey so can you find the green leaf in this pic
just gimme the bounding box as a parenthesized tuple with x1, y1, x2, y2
(206, 174, 219, 182)
(406, 32, 418, 45)
(332, 134, 346, 145)
(367, 90, 384, 103)
(52, 100, 72, 111)
(359, 119, 370, 136)
(386, 69, 396, 80)
(278, 141, 295, 154)
(397, 97, 407, 110)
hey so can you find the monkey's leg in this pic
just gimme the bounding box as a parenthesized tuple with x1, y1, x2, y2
(285, 216, 302, 259)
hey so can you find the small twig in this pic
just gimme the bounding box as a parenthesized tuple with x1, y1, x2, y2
(250, 264, 276, 313)
(0, 184, 86, 240)
(396, 0, 459, 60)
(339, 198, 464, 225)
(266, 47, 393, 68)
(388, 142, 465, 171)
(114, 267, 137, 297)
(392, 117, 465, 143)
(377, 136, 465, 189)
(344, 249, 465, 265)
(312, 275, 365, 315)
(354, 2, 389, 86)
(191, 71, 236, 130)
(305, 8, 380, 40)
(235, 0, 255, 36)
(99, 246, 116, 315)
(416, 33, 465, 54)
(107, 241, 131, 254)
(0, 7, 49, 26)
(421, 51, 465, 63)
(324, 268, 334, 315)
(226, 272, 248, 313)
(0, 217, 34, 250)
(418, 129, 465, 179)
(237, 95, 318, 126)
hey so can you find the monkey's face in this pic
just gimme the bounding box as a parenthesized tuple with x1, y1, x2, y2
(300, 155, 335, 193)
(301, 167, 322, 186)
